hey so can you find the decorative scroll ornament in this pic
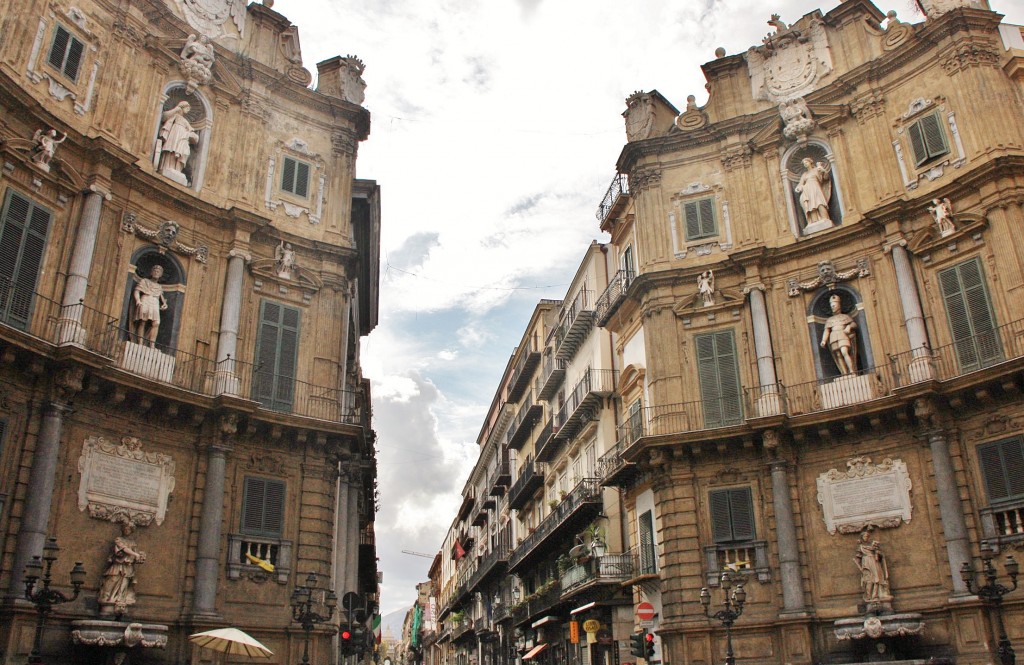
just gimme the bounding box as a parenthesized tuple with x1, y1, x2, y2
(816, 457, 913, 534)
(78, 436, 176, 534)
(788, 259, 869, 296)
(121, 214, 208, 263)
(179, 34, 215, 93)
(746, 14, 833, 103)
(675, 95, 708, 131)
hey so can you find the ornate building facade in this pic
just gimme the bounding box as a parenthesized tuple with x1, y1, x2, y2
(0, 0, 380, 663)
(596, 1, 1024, 664)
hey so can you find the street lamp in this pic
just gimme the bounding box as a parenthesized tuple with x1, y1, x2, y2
(700, 571, 747, 665)
(23, 537, 86, 665)
(960, 552, 1019, 665)
(290, 571, 338, 665)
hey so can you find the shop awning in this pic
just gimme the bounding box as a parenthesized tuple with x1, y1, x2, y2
(523, 644, 549, 661)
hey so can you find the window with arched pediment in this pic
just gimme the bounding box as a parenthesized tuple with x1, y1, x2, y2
(781, 140, 844, 237)
(151, 85, 212, 191)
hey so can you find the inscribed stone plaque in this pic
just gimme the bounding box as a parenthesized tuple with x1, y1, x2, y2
(816, 457, 912, 534)
(78, 436, 176, 531)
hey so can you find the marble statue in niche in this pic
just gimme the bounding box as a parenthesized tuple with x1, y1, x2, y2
(30, 129, 66, 170)
(98, 535, 147, 617)
(132, 265, 168, 348)
(820, 293, 858, 375)
(928, 197, 955, 237)
(854, 530, 892, 604)
(796, 158, 833, 227)
(155, 101, 199, 185)
(784, 142, 841, 235)
(697, 269, 715, 307)
(275, 240, 296, 279)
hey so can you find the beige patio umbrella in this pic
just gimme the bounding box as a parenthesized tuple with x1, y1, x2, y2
(189, 628, 274, 659)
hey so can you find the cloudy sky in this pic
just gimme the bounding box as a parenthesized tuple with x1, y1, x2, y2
(275, 0, 1024, 616)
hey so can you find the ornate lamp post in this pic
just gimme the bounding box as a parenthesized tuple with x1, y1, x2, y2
(23, 537, 86, 665)
(290, 571, 338, 665)
(700, 571, 747, 665)
(960, 552, 1019, 665)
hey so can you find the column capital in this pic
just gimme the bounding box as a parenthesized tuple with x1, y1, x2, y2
(228, 248, 251, 262)
(882, 236, 909, 254)
(743, 282, 767, 295)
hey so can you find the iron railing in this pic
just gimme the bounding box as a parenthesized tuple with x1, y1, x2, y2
(509, 478, 601, 568)
(595, 268, 634, 326)
(596, 173, 629, 223)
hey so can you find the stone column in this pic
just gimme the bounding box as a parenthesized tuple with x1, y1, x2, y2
(213, 251, 247, 395)
(58, 188, 107, 345)
(768, 454, 806, 613)
(889, 242, 933, 382)
(746, 285, 782, 417)
(345, 468, 360, 594)
(192, 414, 235, 618)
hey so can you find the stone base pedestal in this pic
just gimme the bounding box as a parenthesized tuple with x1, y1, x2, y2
(71, 620, 168, 665)
(821, 374, 877, 409)
(160, 167, 189, 186)
(121, 341, 175, 383)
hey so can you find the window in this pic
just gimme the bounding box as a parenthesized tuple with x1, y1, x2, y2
(241, 476, 285, 537)
(695, 330, 743, 428)
(978, 438, 1024, 505)
(683, 197, 717, 241)
(253, 300, 301, 412)
(626, 398, 642, 442)
(0, 190, 51, 329)
(907, 112, 949, 167)
(47, 25, 85, 81)
(709, 487, 755, 543)
(280, 156, 311, 198)
(938, 258, 1001, 373)
(638, 510, 657, 574)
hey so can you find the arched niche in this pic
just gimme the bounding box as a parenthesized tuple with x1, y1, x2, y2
(806, 287, 874, 382)
(151, 83, 213, 190)
(781, 139, 845, 237)
(119, 248, 187, 353)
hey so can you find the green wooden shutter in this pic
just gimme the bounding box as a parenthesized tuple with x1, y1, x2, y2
(638, 510, 656, 573)
(698, 198, 717, 238)
(47, 26, 83, 80)
(281, 158, 296, 193)
(938, 259, 1000, 373)
(281, 158, 311, 197)
(253, 300, 301, 411)
(978, 438, 1024, 503)
(242, 477, 286, 537)
(696, 330, 743, 428)
(47, 26, 70, 70)
(710, 488, 755, 543)
(295, 161, 310, 197)
(64, 36, 84, 80)
(909, 113, 948, 166)
(0, 190, 51, 329)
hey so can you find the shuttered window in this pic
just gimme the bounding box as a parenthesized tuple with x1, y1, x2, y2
(626, 398, 643, 441)
(938, 258, 1001, 373)
(0, 190, 51, 330)
(695, 330, 743, 428)
(709, 487, 755, 543)
(683, 197, 717, 241)
(253, 300, 301, 412)
(241, 476, 285, 537)
(978, 438, 1024, 504)
(638, 509, 657, 574)
(907, 112, 949, 167)
(47, 25, 85, 81)
(280, 157, 311, 198)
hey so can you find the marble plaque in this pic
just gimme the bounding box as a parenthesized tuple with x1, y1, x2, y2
(816, 457, 912, 534)
(78, 436, 176, 531)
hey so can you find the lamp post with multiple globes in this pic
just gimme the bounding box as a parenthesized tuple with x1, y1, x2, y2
(290, 571, 338, 665)
(700, 571, 747, 665)
(960, 552, 1019, 665)
(23, 537, 86, 665)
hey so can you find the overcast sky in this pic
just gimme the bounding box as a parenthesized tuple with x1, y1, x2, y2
(275, 0, 1024, 616)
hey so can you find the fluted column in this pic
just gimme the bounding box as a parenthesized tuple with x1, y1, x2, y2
(768, 454, 806, 612)
(889, 241, 933, 381)
(214, 251, 247, 395)
(192, 416, 235, 618)
(58, 188, 107, 345)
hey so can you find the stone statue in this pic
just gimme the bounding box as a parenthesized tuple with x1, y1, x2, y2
(820, 293, 858, 375)
(133, 265, 168, 347)
(854, 531, 891, 603)
(697, 269, 715, 307)
(98, 536, 147, 616)
(30, 129, 66, 171)
(928, 197, 955, 237)
(154, 102, 199, 184)
(275, 240, 296, 279)
(179, 34, 215, 91)
(795, 157, 833, 228)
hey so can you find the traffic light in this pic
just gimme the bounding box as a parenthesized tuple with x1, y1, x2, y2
(340, 627, 353, 656)
(644, 631, 656, 660)
(629, 631, 646, 658)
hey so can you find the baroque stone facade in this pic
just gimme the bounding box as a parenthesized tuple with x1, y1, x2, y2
(0, 1, 380, 664)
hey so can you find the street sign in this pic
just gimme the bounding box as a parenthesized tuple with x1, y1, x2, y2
(636, 602, 655, 621)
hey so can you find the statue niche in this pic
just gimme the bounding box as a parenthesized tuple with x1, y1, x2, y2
(783, 141, 843, 236)
(120, 251, 185, 354)
(809, 288, 871, 381)
(152, 86, 210, 190)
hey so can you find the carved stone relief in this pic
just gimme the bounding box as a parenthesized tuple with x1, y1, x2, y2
(746, 14, 833, 103)
(121, 214, 208, 263)
(787, 259, 869, 297)
(78, 436, 176, 533)
(179, 34, 215, 93)
(174, 0, 245, 40)
(816, 457, 912, 534)
(624, 91, 656, 142)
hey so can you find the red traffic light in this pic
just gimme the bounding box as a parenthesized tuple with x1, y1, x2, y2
(645, 633, 654, 642)
(342, 630, 351, 640)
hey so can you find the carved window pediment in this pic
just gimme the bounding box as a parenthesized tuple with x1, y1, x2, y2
(27, 6, 102, 116)
(249, 258, 323, 305)
(264, 139, 327, 225)
(907, 214, 987, 266)
(668, 182, 733, 258)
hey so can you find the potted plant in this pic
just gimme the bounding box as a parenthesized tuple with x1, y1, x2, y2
(585, 522, 607, 558)
(548, 499, 559, 510)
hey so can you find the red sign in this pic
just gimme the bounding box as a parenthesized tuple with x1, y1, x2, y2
(636, 602, 655, 621)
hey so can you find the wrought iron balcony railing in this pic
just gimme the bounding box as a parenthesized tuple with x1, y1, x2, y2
(553, 289, 594, 361)
(595, 269, 634, 327)
(560, 553, 633, 594)
(507, 458, 544, 511)
(508, 478, 602, 571)
(596, 173, 629, 224)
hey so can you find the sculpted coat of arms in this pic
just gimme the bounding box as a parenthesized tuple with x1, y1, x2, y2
(746, 16, 833, 104)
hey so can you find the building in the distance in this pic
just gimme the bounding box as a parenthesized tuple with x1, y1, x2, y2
(596, 1, 1024, 665)
(0, 1, 380, 664)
